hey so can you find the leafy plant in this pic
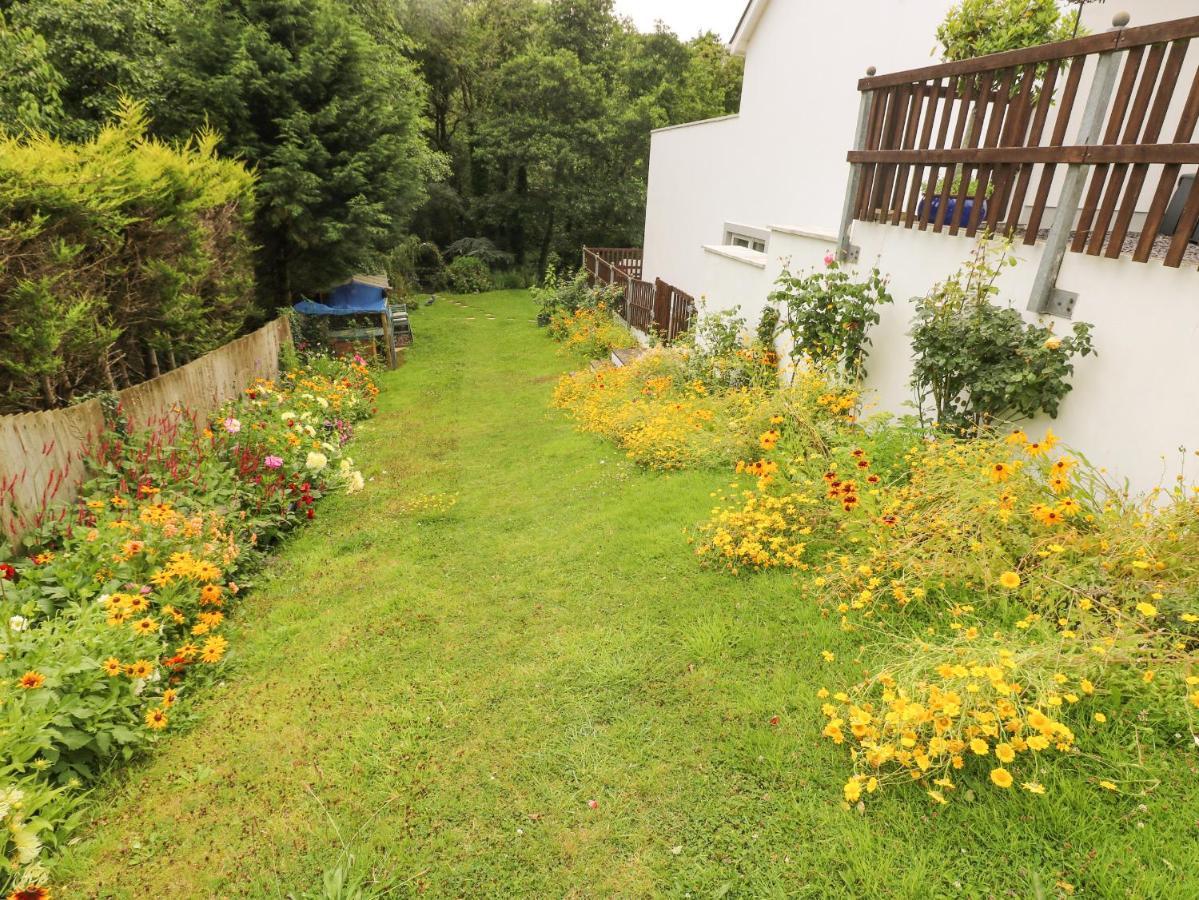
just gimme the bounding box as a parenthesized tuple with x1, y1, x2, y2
(413, 241, 446, 292)
(444, 237, 514, 267)
(936, 0, 1079, 61)
(532, 267, 622, 327)
(446, 255, 493, 294)
(909, 239, 1095, 431)
(768, 258, 893, 378)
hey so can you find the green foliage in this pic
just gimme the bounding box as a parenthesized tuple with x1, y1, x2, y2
(909, 239, 1095, 431)
(675, 307, 779, 392)
(2, 0, 177, 140)
(0, 12, 66, 133)
(157, 0, 445, 304)
(531, 267, 621, 327)
(0, 355, 375, 890)
(936, 0, 1079, 61)
(768, 259, 893, 378)
(396, 0, 743, 268)
(445, 237, 513, 266)
(446, 255, 492, 294)
(413, 241, 446, 291)
(0, 102, 255, 413)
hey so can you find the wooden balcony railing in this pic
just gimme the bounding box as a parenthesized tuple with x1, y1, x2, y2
(581, 247, 695, 342)
(838, 13, 1199, 311)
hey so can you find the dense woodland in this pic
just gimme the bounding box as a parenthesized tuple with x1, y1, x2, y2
(0, 0, 741, 411)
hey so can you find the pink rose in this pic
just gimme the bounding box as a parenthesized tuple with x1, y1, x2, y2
(823, 251, 836, 267)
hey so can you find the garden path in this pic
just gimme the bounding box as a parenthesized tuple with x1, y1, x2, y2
(59, 291, 1192, 897)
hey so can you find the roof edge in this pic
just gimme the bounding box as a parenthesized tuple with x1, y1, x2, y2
(729, 0, 769, 56)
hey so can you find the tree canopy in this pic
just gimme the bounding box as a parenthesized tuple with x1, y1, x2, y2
(0, 0, 742, 305)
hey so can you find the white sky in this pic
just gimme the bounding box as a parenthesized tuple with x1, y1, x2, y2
(612, 0, 747, 41)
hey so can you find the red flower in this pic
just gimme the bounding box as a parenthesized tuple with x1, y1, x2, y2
(769, 715, 780, 727)
(0, 563, 14, 581)
(306, 507, 315, 520)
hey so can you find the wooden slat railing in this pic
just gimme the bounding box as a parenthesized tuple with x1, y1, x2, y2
(843, 14, 1199, 273)
(581, 247, 695, 342)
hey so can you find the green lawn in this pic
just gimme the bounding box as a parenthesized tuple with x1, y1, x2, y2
(58, 290, 1199, 897)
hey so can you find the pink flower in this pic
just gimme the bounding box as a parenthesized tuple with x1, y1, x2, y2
(223, 417, 241, 434)
(823, 251, 836, 267)
(353, 354, 366, 365)
(264, 455, 284, 469)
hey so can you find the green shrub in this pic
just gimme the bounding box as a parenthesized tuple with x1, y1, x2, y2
(767, 258, 893, 378)
(0, 101, 255, 414)
(532, 268, 622, 327)
(909, 239, 1094, 431)
(446, 255, 493, 294)
(413, 241, 445, 291)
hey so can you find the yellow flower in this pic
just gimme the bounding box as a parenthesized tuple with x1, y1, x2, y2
(1098, 780, 1117, 791)
(969, 738, 989, 756)
(995, 743, 1015, 764)
(101, 657, 122, 677)
(1022, 782, 1046, 794)
(821, 650, 835, 662)
(990, 768, 1013, 788)
(145, 707, 169, 730)
(1093, 712, 1106, 723)
(1135, 601, 1158, 617)
(998, 571, 1021, 590)
(127, 659, 154, 679)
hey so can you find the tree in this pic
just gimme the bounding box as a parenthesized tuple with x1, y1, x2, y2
(0, 12, 65, 133)
(936, 0, 1078, 61)
(0, 0, 177, 139)
(159, 0, 443, 304)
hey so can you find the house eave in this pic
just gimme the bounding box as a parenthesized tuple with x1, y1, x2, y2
(729, 0, 769, 56)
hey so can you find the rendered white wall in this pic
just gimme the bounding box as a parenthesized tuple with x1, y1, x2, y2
(695, 220, 1199, 494)
(644, 0, 1196, 299)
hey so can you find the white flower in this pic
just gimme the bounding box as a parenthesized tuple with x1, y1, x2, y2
(317, 397, 330, 409)
(9, 818, 40, 864)
(346, 471, 365, 494)
(8, 615, 27, 632)
(280, 410, 297, 421)
(305, 451, 328, 472)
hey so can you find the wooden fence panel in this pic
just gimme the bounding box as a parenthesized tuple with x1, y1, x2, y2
(581, 247, 694, 343)
(847, 15, 1199, 269)
(0, 318, 292, 542)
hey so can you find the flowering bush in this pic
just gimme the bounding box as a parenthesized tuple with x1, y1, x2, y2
(701, 412, 1199, 804)
(0, 354, 377, 892)
(546, 304, 637, 359)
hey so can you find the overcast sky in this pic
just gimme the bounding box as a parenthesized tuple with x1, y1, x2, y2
(612, 0, 746, 41)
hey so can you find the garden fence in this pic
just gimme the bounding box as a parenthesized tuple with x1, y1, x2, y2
(582, 246, 695, 342)
(0, 317, 292, 543)
(838, 13, 1199, 312)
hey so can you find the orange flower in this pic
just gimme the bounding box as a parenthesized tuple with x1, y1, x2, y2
(18, 671, 45, 689)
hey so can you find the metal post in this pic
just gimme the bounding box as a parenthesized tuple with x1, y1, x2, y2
(1027, 12, 1130, 315)
(836, 66, 877, 263)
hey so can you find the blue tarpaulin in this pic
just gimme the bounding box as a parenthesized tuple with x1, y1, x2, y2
(293, 275, 389, 316)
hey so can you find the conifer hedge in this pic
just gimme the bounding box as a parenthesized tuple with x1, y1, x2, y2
(0, 102, 255, 414)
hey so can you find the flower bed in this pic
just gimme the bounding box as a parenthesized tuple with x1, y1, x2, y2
(548, 314, 1199, 810)
(0, 354, 377, 892)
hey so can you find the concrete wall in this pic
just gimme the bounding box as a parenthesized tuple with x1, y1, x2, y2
(0, 318, 292, 542)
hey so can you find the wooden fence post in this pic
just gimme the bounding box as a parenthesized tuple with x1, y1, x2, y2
(837, 66, 877, 263)
(1027, 12, 1129, 315)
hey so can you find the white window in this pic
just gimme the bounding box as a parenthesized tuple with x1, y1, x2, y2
(723, 222, 768, 254)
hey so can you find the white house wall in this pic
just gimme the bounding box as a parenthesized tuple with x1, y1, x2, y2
(642, 0, 1199, 492)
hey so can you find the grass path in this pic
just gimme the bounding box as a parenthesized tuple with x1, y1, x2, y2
(59, 291, 1198, 897)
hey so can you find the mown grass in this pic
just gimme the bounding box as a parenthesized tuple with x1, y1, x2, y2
(57, 290, 1199, 897)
